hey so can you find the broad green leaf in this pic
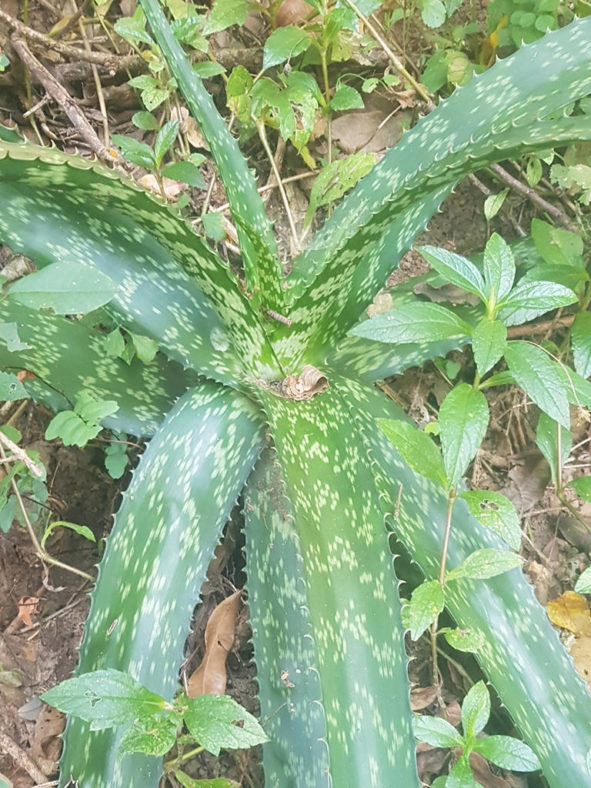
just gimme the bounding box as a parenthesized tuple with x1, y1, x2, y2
(112, 134, 156, 169)
(114, 12, 154, 45)
(406, 580, 445, 639)
(119, 712, 180, 756)
(461, 680, 490, 737)
(329, 84, 364, 111)
(45, 392, 119, 447)
(75, 390, 120, 423)
(244, 450, 328, 784)
(263, 27, 311, 70)
(421, 0, 446, 27)
(260, 380, 419, 784)
(378, 418, 447, 488)
(442, 627, 485, 653)
(473, 735, 541, 771)
(536, 411, 571, 486)
(184, 695, 267, 755)
(350, 303, 471, 344)
(483, 233, 515, 301)
(0, 370, 27, 400)
(60, 383, 265, 785)
(140, 0, 284, 312)
(447, 548, 522, 581)
(132, 111, 160, 131)
(531, 218, 584, 268)
(504, 341, 570, 428)
(497, 281, 577, 326)
(153, 120, 179, 167)
(130, 333, 158, 364)
(439, 384, 489, 488)
(161, 160, 206, 188)
(483, 189, 509, 221)
(355, 381, 591, 784)
(575, 566, 591, 593)
(413, 715, 464, 748)
(568, 476, 591, 503)
(104, 441, 129, 479)
(7, 261, 117, 315)
(203, 0, 249, 34)
(41, 669, 166, 730)
(472, 319, 507, 375)
(555, 363, 591, 410)
(175, 774, 234, 788)
(201, 211, 226, 242)
(418, 246, 486, 300)
(459, 490, 521, 549)
(572, 311, 591, 379)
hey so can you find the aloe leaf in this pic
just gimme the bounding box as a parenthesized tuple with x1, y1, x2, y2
(0, 142, 279, 381)
(0, 301, 194, 437)
(60, 382, 265, 787)
(244, 449, 329, 786)
(259, 383, 418, 786)
(139, 0, 284, 311)
(324, 332, 469, 383)
(345, 379, 591, 785)
(276, 21, 591, 366)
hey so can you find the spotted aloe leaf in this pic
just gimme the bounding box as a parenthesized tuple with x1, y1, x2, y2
(0, 301, 195, 437)
(257, 382, 417, 785)
(140, 0, 284, 313)
(272, 21, 591, 367)
(0, 141, 279, 381)
(60, 382, 265, 786)
(344, 378, 591, 784)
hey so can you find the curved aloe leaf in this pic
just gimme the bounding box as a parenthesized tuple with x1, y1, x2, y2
(244, 449, 329, 786)
(0, 301, 195, 436)
(140, 0, 284, 312)
(60, 382, 265, 787)
(0, 142, 280, 381)
(259, 383, 418, 786)
(273, 20, 591, 366)
(343, 378, 591, 785)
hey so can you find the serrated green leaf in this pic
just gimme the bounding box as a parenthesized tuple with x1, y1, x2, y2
(568, 476, 591, 502)
(0, 370, 27, 401)
(111, 134, 156, 169)
(439, 384, 489, 488)
(130, 333, 158, 364)
(75, 391, 119, 423)
(422, 0, 446, 27)
(184, 695, 267, 755)
(329, 84, 364, 111)
(161, 160, 206, 188)
(505, 341, 570, 428)
(153, 120, 179, 167)
(42, 669, 166, 730)
(572, 311, 591, 379)
(413, 715, 464, 748)
(442, 627, 485, 653)
(203, 0, 249, 34)
(8, 261, 117, 315)
(536, 411, 571, 486)
(60, 383, 264, 785)
(45, 410, 101, 447)
(105, 441, 129, 479)
(142, 87, 170, 112)
(497, 281, 577, 326)
(473, 735, 541, 771)
(201, 211, 226, 242)
(263, 27, 311, 70)
(575, 566, 591, 593)
(461, 680, 489, 737)
(458, 490, 521, 549)
(531, 217, 584, 268)
(132, 111, 160, 131)
(418, 246, 486, 300)
(119, 712, 180, 756)
(448, 548, 522, 581)
(114, 13, 155, 45)
(378, 418, 447, 488)
(350, 303, 471, 344)
(407, 580, 445, 639)
(483, 233, 515, 301)
(472, 319, 507, 375)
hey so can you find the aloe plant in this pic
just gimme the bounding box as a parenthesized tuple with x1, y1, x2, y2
(1, 9, 591, 786)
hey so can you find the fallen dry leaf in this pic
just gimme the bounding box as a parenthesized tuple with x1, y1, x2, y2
(410, 685, 438, 711)
(570, 636, 591, 688)
(469, 750, 519, 787)
(137, 174, 185, 199)
(31, 704, 65, 776)
(546, 591, 591, 637)
(187, 589, 242, 698)
(17, 596, 39, 628)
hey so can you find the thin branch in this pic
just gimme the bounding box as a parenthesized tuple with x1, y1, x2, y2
(0, 723, 48, 785)
(0, 430, 43, 477)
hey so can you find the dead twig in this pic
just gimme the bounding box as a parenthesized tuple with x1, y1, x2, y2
(0, 722, 48, 785)
(0, 430, 43, 477)
(10, 36, 114, 162)
(489, 162, 577, 232)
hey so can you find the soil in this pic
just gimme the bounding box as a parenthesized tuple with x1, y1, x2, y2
(0, 2, 589, 787)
